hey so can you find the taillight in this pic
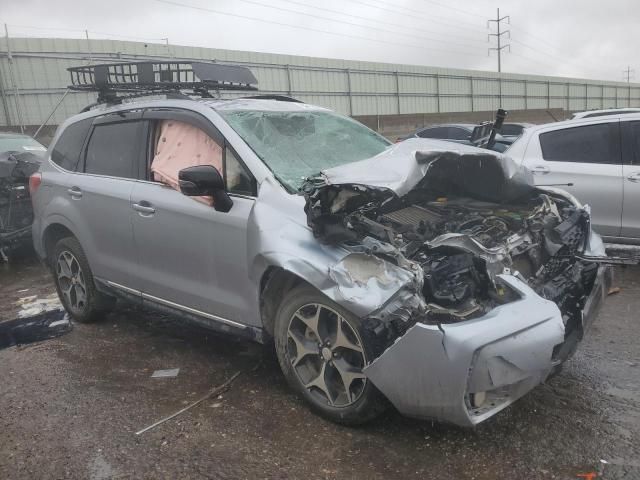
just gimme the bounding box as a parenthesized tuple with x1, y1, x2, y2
(29, 173, 42, 196)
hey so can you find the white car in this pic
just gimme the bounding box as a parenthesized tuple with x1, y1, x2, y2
(507, 113, 640, 244)
(570, 108, 640, 120)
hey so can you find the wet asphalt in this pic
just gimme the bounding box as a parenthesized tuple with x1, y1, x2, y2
(0, 254, 639, 480)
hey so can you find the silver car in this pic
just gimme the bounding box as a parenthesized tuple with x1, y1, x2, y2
(31, 97, 610, 426)
(507, 113, 640, 244)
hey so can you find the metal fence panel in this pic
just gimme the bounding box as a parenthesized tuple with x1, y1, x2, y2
(2, 37, 640, 128)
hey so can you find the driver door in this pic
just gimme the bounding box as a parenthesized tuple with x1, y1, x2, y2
(129, 110, 258, 326)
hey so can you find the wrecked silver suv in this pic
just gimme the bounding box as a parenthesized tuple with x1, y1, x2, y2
(33, 93, 610, 427)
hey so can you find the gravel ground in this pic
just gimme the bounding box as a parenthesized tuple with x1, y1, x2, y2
(0, 255, 639, 479)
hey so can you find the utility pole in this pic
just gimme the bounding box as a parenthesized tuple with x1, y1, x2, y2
(4, 24, 24, 133)
(623, 66, 635, 107)
(488, 8, 510, 73)
(85, 30, 93, 64)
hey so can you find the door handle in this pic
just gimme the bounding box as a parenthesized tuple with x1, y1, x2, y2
(67, 187, 82, 199)
(132, 202, 156, 215)
(627, 172, 640, 183)
(530, 165, 550, 175)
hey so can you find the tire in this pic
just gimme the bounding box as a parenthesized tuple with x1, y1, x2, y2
(274, 284, 387, 425)
(52, 237, 114, 323)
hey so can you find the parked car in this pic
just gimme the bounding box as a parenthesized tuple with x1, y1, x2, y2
(0, 133, 46, 259)
(401, 123, 511, 151)
(31, 61, 610, 427)
(506, 113, 640, 244)
(498, 122, 533, 142)
(571, 108, 640, 120)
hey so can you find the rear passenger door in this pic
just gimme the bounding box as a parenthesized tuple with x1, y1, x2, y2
(129, 109, 258, 327)
(522, 121, 623, 237)
(63, 112, 142, 287)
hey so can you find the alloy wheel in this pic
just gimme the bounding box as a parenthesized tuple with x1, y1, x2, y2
(287, 303, 367, 407)
(56, 250, 88, 312)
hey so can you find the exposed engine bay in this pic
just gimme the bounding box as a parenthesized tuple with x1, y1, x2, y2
(303, 149, 602, 350)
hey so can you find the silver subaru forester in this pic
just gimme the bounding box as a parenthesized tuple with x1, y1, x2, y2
(31, 95, 611, 426)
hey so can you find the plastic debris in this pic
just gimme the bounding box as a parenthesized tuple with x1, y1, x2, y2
(151, 368, 180, 378)
(0, 309, 71, 350)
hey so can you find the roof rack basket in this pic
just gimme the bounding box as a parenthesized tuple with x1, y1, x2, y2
(68, 61, 258, 103)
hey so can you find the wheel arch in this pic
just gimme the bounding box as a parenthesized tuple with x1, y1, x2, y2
(43, 222, 76, 266)
(259, 266, 308, 338)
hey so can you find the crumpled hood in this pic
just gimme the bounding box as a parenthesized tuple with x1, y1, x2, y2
(303, 138, 535, 203)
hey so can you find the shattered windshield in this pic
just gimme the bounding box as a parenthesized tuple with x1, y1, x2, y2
(220, 109, 391, 191)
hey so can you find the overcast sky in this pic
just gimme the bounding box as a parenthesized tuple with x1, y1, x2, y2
(1, 0, 638, 82)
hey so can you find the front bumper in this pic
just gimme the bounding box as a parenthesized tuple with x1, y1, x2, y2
(363, 268, 611, 427)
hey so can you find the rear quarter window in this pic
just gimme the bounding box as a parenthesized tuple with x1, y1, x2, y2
(51, 118, 93, 171)
(539, 123, 620, 164)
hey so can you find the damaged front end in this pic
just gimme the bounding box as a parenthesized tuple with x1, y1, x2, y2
(0, 152, 40, 260)
(302, 145, 611, 426)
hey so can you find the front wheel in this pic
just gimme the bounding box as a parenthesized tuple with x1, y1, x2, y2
(274, 284, 387, 425)
(52, 237, 114, 323)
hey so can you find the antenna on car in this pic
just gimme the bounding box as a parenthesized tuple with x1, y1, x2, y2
(68, 61, 259, 104)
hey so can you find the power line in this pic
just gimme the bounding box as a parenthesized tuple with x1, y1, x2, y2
(7, 24, 167, 42)
(488, 8, 510, 73)
(417, 0, 488, 26)
(224, 0, 487, 50)
(271, 0, 484, 42)
(348, 0, 489, 35)
(509, 38, 602, 77)
(623, 66, 635, 83)
(153, 0, 487, 58)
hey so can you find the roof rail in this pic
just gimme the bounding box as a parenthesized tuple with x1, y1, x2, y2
(241, 94, 303, 103)
(68, 61, 258, 104)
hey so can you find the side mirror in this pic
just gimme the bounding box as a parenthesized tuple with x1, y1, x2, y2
(178, 165, 233, 213)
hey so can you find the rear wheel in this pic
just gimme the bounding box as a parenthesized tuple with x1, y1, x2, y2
(52, 237, 114, 323)
(274, 284, 387, 425)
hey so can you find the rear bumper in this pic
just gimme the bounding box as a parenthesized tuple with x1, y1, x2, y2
(363, 269, 610, 427)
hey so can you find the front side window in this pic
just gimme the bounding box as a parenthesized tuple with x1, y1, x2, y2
(225, 146, 255, 196)
(149, 119, 256, 198)
(85, 122, 141, 178)
(220, 110, 390, 191)
(539, 123, 620, 164)
(51, 118, 93, 171)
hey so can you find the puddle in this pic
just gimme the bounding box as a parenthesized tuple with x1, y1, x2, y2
(0, 309, 72, 350)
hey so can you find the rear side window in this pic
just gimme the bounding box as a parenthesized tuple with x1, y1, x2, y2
(418, 127, 448, 139)
(539, 123, 620, 164)
(51, 118, 92, 171)
(447, 127, 471, 140)
(500, 124, 523, 136)
(84, 122, 141, 178)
